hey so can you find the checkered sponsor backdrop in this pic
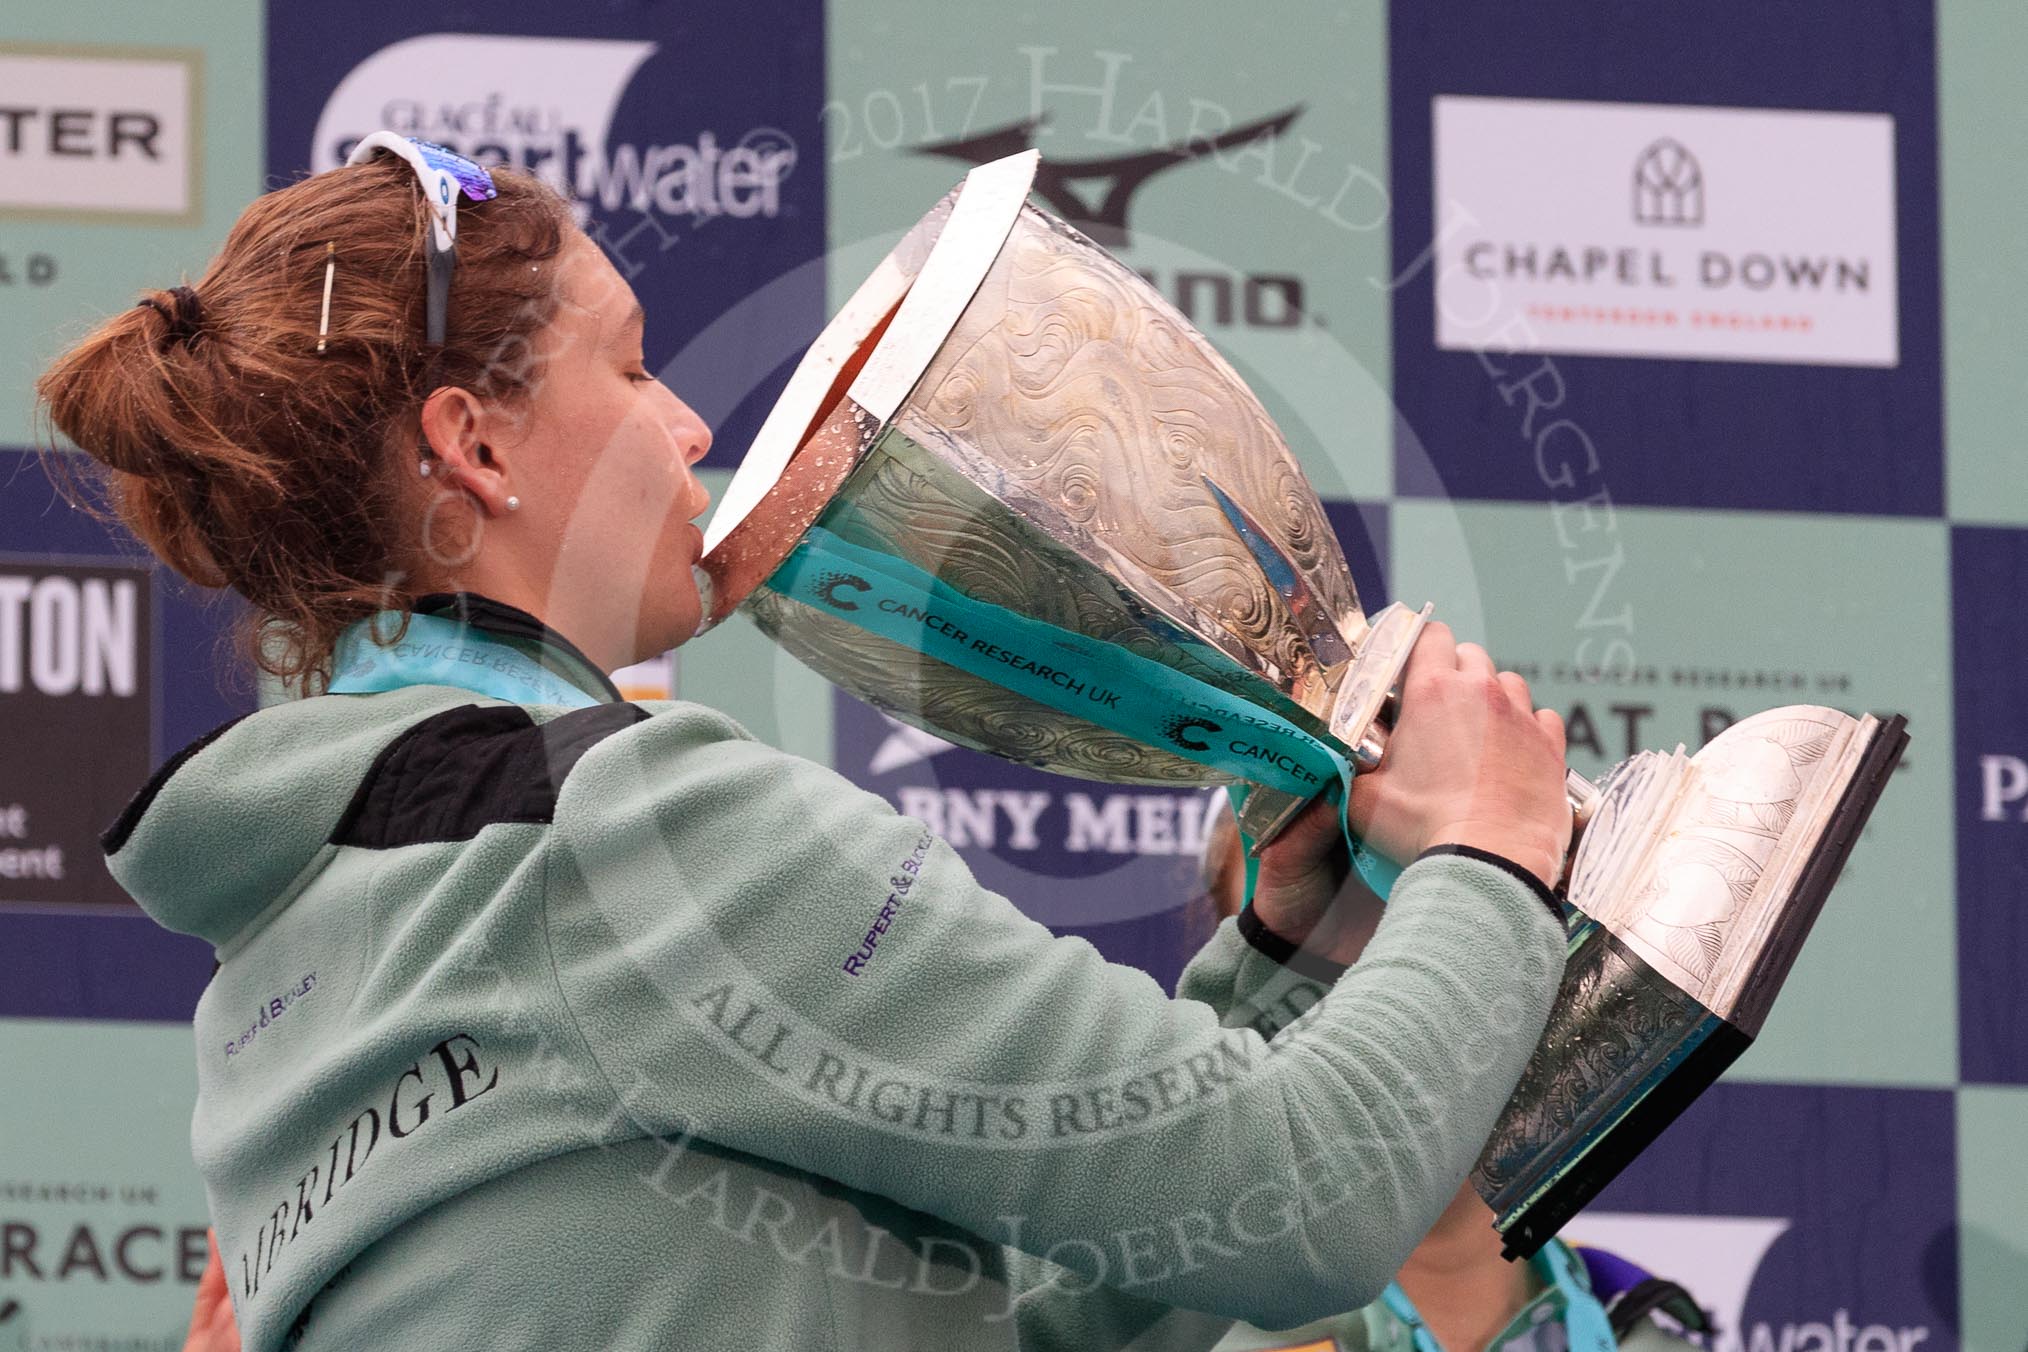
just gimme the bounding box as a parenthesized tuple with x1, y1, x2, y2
(812, 2, 2000, 1349)
(1, 0, 2020, 1347)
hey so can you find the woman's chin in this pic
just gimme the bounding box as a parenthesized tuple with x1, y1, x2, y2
(635, 594, 703, 662)
(616, 531, 707, 660)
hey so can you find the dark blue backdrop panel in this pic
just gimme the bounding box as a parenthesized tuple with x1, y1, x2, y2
(1322, 498, 1391, 612)
(1952, 525, 2028, 1085)
(0, 450, 246, 1021)
(1595, 1081, 1958, 1345)
(1388, 0, 1941, 517)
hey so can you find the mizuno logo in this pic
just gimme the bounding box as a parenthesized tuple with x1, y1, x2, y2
(915, 107, 1302, 246)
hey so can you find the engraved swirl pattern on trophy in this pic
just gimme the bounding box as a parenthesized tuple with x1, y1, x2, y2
(848, 427, 1320, 712)
(1578, 706, 1848, 1004)
(903, 207, 1364, 702)
(1473, 929, 1709, 1198)
(745, 195, 1366, 786)
(748, 425, 1229, 786)
(748, 584, 1222, 785)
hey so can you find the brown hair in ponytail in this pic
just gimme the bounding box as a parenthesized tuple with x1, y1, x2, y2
(35, 156, 576, 685)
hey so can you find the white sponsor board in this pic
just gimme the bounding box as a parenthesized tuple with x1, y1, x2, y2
(309, 34, 795, 227)
(1573, 1212, 1933, 1352)
(1573, 1211, 1790, 1349)
(0, 45, 198, 219)
(1432, 96, 1898, 367)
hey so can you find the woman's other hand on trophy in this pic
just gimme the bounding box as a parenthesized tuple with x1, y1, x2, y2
(1349, 621, 1572, 889)
(1248, 789, 1365, 957)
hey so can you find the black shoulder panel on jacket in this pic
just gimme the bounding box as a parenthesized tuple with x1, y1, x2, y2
(102, 714, 254, 856)
(330, 702, 650, 849)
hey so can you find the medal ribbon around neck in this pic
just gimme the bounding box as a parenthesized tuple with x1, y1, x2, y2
(326, 611, 602, 709)
(1378, 1241, 1618, 1352)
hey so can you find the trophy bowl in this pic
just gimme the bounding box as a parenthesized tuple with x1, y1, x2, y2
(700, 151, 1364, 791)
(697, 151, 1907, 1255)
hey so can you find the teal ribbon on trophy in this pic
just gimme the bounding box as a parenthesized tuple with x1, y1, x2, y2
(772, 525, 1404, 896)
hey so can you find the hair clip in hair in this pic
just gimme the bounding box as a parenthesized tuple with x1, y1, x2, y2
(316, 242, 336, 355)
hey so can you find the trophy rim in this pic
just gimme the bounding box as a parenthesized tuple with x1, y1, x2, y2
(697, 249, 908, 560)
(697, 151, 1040, 627)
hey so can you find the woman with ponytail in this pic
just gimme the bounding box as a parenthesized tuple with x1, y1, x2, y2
(40, 138, 1576, 1352)
(41, 151, 578, 679)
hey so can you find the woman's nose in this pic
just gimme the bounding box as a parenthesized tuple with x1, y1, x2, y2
(672, 408, 710, 466)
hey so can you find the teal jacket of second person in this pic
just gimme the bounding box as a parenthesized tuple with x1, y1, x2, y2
(106, 596, 1569, 1352)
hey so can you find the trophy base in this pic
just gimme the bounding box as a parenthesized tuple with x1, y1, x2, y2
(1474, 923, 1750, 1259)
(1474, 712, 1908, 1257)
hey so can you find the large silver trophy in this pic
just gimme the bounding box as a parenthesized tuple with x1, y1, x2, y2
(697, 152, 1907, 1255)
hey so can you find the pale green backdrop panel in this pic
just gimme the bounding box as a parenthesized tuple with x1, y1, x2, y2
(1390, 500, 1954, 1087)
(0, 0, 265, 449)
(1957, 1086, 2028, 1352)
(826, 0, 1394, 501)
(1939, 1, 2028, 525)
(0, 1018, 208, 1346)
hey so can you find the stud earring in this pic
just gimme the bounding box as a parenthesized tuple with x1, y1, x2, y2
(418, 459, 433, 478)
(506, 496, 521, 512)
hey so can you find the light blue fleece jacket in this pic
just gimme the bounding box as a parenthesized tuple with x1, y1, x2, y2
(107, 670, 1565, 1350)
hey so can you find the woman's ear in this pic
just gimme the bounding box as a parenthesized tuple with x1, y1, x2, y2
(419, 386, 516, 517)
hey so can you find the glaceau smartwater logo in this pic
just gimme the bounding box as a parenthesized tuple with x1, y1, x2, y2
(310, 34, 796, 227)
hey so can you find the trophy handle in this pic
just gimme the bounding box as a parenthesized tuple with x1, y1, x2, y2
(1234, 601, 1423, 849)
(1236, 604, 1600, 869)
(1560, 767, 1604, 880)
